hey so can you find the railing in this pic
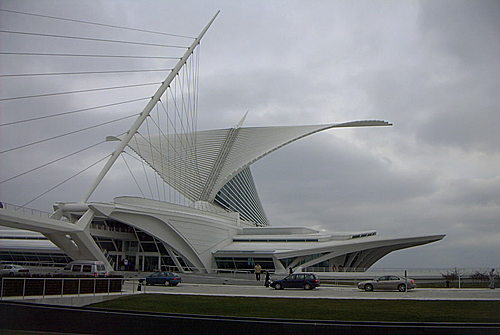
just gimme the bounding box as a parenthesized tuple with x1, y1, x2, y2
(305, 266, 369, 272)
(0, 277, 127, 300)
(0, 202, 51, 218)
(90, 223, 135, 233)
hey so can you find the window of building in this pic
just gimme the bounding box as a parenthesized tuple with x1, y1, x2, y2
(215, 256, 274, 271)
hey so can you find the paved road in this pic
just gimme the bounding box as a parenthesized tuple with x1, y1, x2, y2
(131, 282, 500, 300)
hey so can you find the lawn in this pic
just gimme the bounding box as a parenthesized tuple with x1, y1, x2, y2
(89, 294, 500, 323)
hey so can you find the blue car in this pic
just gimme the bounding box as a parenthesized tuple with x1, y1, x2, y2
(142, 271, 182, 286)
(270, 273, 320, 290)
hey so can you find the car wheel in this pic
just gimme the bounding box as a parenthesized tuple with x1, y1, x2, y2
(398, 284, 406, 292)
(275, 283, 282, 290)
(364, 284, 373, 292)
(165, 280, 171, 286)
(304, 283, 312, 290)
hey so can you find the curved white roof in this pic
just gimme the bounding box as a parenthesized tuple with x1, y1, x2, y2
(128, 120, 391, 226)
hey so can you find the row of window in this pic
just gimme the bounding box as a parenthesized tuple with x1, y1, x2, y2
(351, 232, 376, 239)
(215, 257, 275, 270)
(0, 236, 47, 240)
(233, 239, 319, 242)
(0, 251, 72, 266)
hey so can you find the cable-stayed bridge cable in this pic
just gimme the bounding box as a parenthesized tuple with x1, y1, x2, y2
(21, 153, 111, 208)
(0, 114, 138, 154)
(0, 97, 150, 126)
(0, 8, 196, 39)
(0, 82, 161, 102)
(0, 68, 173, 78)
(121, 153, 145, 198)
(0, 52, 180, 59)
(0, 30, 188, 49)
(0, 139, 108, 184)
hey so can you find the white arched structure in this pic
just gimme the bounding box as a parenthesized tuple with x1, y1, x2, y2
(0, 12, 444, 273)
(128, 120, 391, 226)
(0, 120, 444, 274)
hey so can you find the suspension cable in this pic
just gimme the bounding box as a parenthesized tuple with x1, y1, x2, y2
(0, 97, 150, 126)
(21, 153, 111, 208)
(0, 52, 180, 59)
(137, 113, 186, 167)
(123, 149, 150, 164)
(0, 30, 188, 49)
(0, 8, 195, 39)
(133, 133, 154, 198)
(0, 113, 138, 154)
(120, 152, 145, 198)
(0, 139, 108, 184)
(0, 82, 161, 102)
(145, 117, 161, 200)
(0, 68, 173, 78)
(1, 8, 205, 207)
(156, 103, 167, 201)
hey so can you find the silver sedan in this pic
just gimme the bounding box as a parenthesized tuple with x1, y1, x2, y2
(0, 264, 29, 275)
(357, 275, 416, 292)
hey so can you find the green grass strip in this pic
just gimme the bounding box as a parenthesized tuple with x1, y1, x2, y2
(89, 294, 500, 323)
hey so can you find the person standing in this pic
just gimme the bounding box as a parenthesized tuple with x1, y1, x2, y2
(489, 268, 496, 289)
(265, 271, 270, 287)
(254, 263, 262, 281)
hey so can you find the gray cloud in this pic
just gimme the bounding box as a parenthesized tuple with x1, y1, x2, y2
(0, 0, 499, 268)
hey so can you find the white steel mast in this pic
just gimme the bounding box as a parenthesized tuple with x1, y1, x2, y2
(82, 11, 219, 202)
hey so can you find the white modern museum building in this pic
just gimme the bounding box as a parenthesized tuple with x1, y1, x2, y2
(0, 120, 444, 273)
(0, 12, 444, 274)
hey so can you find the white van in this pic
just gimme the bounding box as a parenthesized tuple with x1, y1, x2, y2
(63, 260, 108, 277)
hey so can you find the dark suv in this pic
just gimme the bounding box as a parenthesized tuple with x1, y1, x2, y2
(270, 273, 320, 290)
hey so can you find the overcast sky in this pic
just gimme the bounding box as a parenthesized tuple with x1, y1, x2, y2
(1, 0, 499, 269)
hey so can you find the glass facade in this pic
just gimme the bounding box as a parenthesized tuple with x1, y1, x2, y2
(214, 167, 269, 227)
(0, 251, 72, 266)
(89, 219, 195, 272)
(215, 256, 274, 271)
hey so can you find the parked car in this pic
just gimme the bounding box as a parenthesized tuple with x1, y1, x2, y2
(357, 275, 416, 292)
(270, 273, 320, 290)
(141, 271, 182, 286)
(0, 264, 29, 275)
(62, 260, 108, 277)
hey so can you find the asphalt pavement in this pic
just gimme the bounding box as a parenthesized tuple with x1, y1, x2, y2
(125, 276, 500, 300)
